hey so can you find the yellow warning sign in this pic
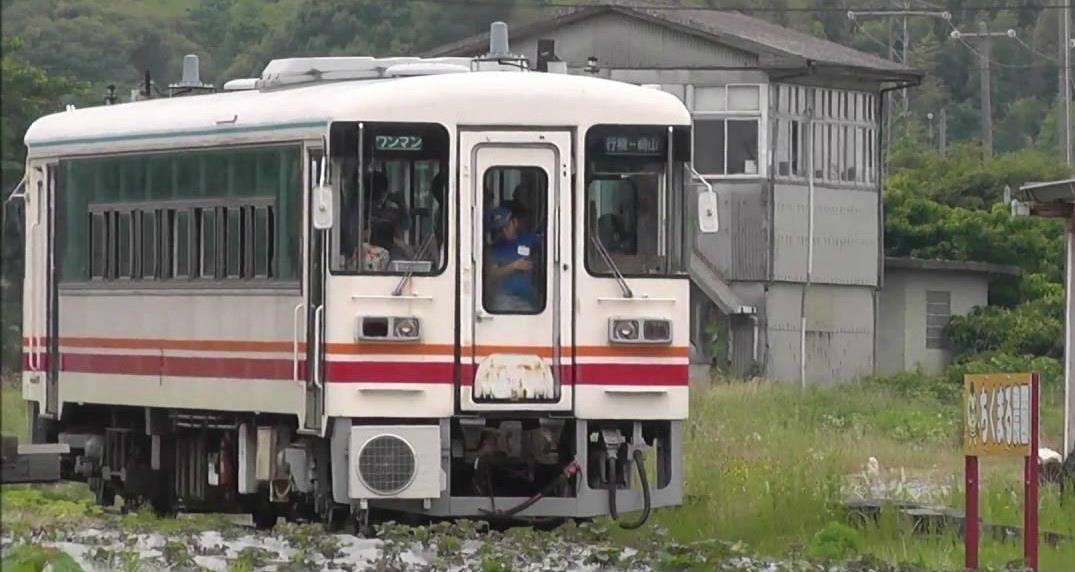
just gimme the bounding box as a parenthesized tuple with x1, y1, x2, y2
(964, 373, 1033, 457)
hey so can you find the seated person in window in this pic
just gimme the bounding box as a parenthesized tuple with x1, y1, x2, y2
(509, 182, 544, 232)
(355, 172, 414, 268)
(597, 212, 629, 253)
(485, 206, 541, 312)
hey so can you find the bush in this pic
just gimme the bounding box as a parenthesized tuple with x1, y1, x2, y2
(946, 352, 1063, 390)
(946, 295, 1064, 359)
(808, 521, 863, 560)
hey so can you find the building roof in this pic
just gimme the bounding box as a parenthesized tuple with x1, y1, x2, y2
(1018, 178, 1075, 219)
(425, 2, 921, 83)
(885, 257, 1021, 276)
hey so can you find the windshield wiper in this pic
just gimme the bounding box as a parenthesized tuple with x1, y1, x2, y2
(589, 232, 634, 299)
(392, 232, 438, 296)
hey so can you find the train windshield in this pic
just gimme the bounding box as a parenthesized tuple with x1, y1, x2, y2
(585, 125, 691, 277)
(329, 122, 450, 275)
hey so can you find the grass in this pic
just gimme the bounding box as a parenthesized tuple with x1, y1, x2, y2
(1, 375, 27, 440)
(612, 374, 1075, 571)
(1, 370, 1071, 570)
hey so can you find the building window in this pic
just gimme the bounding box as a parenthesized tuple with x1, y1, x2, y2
(692, 85, 763, 177)
(925, 290, 951, 349)
(772, 84, 878, 186)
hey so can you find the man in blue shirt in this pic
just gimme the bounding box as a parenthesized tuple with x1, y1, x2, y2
(485, 206, 542, 312)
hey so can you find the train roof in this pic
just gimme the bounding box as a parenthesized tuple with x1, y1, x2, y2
(24, 71, 691, 158)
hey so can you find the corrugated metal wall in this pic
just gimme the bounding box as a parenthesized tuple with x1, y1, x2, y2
(692, 181, 768, 282)
(512, 12, 758, 69)
(763, 283, 875, 384)
(771, 183, 879, 287)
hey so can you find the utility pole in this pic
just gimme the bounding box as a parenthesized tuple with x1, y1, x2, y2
(980, 22, 994, 158)
(949, 24, 1016, 158)
(901, 2, 910, 112)
(939, 107, 948, 156)
(1063, 0, 1073, 166)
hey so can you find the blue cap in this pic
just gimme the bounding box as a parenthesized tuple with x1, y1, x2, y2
(488, 206, 512, 233)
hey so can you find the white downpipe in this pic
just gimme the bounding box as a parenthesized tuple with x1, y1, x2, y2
(799, 103, 816, 391)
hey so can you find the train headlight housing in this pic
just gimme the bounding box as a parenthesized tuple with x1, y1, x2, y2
(609, 319, 640, 343)
(643, 319, 672, 343)
(609, 318, 671, 344)
(393, 317, 420, 339)
(357, 316, 421, 341)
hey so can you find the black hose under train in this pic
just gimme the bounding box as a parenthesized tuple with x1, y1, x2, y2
(607, 449, 652, 530)
(478, 460, 579, 518)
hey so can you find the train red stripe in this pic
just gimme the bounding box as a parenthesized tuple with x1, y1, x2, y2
(22, 353, 685, 386)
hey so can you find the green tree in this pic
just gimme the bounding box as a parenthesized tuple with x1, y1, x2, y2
(1, 37, 86, 372)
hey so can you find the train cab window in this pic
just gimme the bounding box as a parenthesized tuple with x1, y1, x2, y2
(330, 122, 449, 275)
(585, 125, 690, 277)
(480, 167, 548, 314)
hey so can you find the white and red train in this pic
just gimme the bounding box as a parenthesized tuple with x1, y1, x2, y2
(18, 34, 716, 529)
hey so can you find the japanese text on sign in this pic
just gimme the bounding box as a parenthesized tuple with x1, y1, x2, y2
(963, 373, 1032, 456)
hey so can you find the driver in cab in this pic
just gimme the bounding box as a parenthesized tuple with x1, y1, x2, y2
(485, 206, 540, 312)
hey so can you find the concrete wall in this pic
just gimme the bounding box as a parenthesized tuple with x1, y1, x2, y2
(877, 269, 990, 376)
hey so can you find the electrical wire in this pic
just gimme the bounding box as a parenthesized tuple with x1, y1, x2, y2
(944, 19, 1040, 70)
(1013, 35, 1059, 63)
(404, 0, 1075, 13)
(849, 20, 895, 56)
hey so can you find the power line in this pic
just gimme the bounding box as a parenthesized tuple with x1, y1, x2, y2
(1013, 35, 1058, 63)
(406, 0, 1075, 13)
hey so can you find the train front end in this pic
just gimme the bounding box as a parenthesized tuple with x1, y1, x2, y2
(314, 73, 713, 525)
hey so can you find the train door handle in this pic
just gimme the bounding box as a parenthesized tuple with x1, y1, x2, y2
(292, 302, 305, 382)
(312, 305, 325, 389)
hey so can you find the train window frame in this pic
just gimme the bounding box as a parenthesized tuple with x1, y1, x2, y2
(327, 121, 451, 278)
(56, 143, 302, 290)
(480, 165, 550, 316)
(582, 124, 691, 280)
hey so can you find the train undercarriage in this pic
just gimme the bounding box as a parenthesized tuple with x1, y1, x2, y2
(30, 403, 680, 533)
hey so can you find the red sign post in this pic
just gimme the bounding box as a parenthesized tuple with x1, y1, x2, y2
(963, 372, 1039, 571)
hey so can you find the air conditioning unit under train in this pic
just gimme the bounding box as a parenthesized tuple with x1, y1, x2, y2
(349, 426, 442, 500)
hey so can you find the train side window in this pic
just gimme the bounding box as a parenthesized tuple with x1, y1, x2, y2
(89, 212, 106, 279)
(141, 209, 157, 279)
(254, 206, 273, 278)
(117, 211, 133, 279)
(225, 207, 242, 279)
(198, 207, 218, 279)
(174, 209, 191, 279)
(159, 209, 173, 279)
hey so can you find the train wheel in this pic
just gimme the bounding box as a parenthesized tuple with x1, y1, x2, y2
(251, 500, 278, 531)
(90, 477, 115, 508)
(322, 505, 349, 532)
(353, 509, 375, 538)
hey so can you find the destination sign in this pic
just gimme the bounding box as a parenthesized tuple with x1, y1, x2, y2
(374, 135, 423, 151)
(964, 373, 1033, 456)
(602, 134, 665, 156)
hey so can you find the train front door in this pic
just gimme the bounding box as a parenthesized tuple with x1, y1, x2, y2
(459, 130, 573, 411)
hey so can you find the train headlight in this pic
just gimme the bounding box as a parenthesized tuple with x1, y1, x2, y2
(609, 319, 640, 342)
(357, 316, 421, 341)
(609, 318, 672, 344)
(643, 319, 672, 343)
(393, 317, 420, 339)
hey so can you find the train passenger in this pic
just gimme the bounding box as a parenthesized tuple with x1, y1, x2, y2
(484, 206, 541, 312)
